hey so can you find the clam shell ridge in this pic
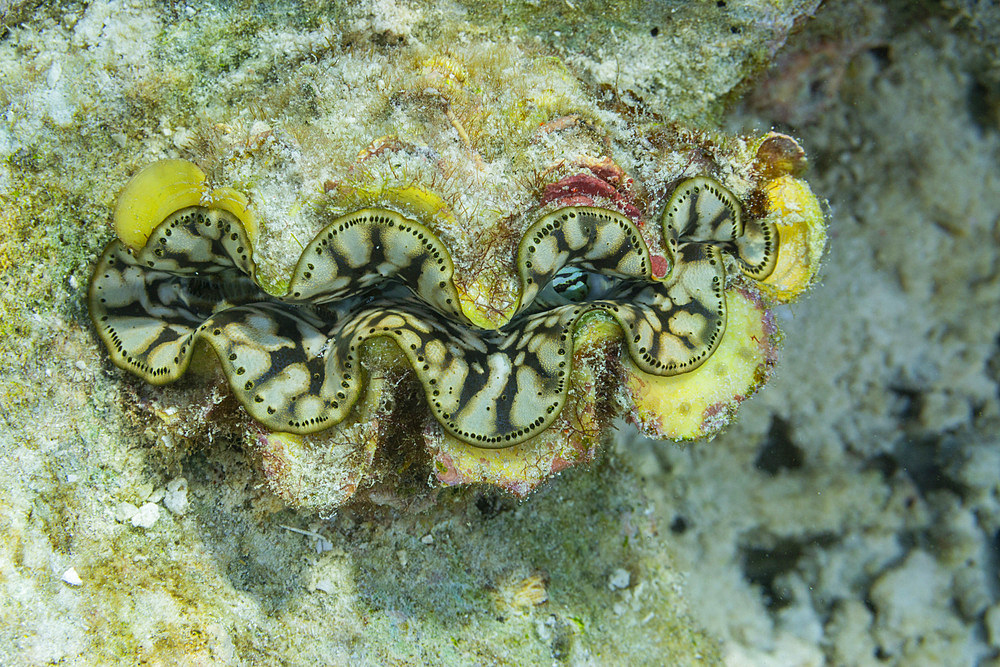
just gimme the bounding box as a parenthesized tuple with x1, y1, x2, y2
(88, 177, 775, 448)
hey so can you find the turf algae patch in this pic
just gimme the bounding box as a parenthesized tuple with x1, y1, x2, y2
(322, 459, 722, 663)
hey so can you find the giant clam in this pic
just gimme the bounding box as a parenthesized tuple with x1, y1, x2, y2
(88, 46, 826, 509)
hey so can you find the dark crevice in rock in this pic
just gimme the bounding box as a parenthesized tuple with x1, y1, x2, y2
(889, 384, 924, 422)
(740, 533, 839, 611)
(985, 332, 1000, 389)
(864, 452, 899, 479)
(754, 416, 804, 475)
(894, 435, 966, 497)
(739, 539, 804, 611)
(868, 44, 892, 69)
(476, 490, 516, 519)
(967, 78, 998, 132)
